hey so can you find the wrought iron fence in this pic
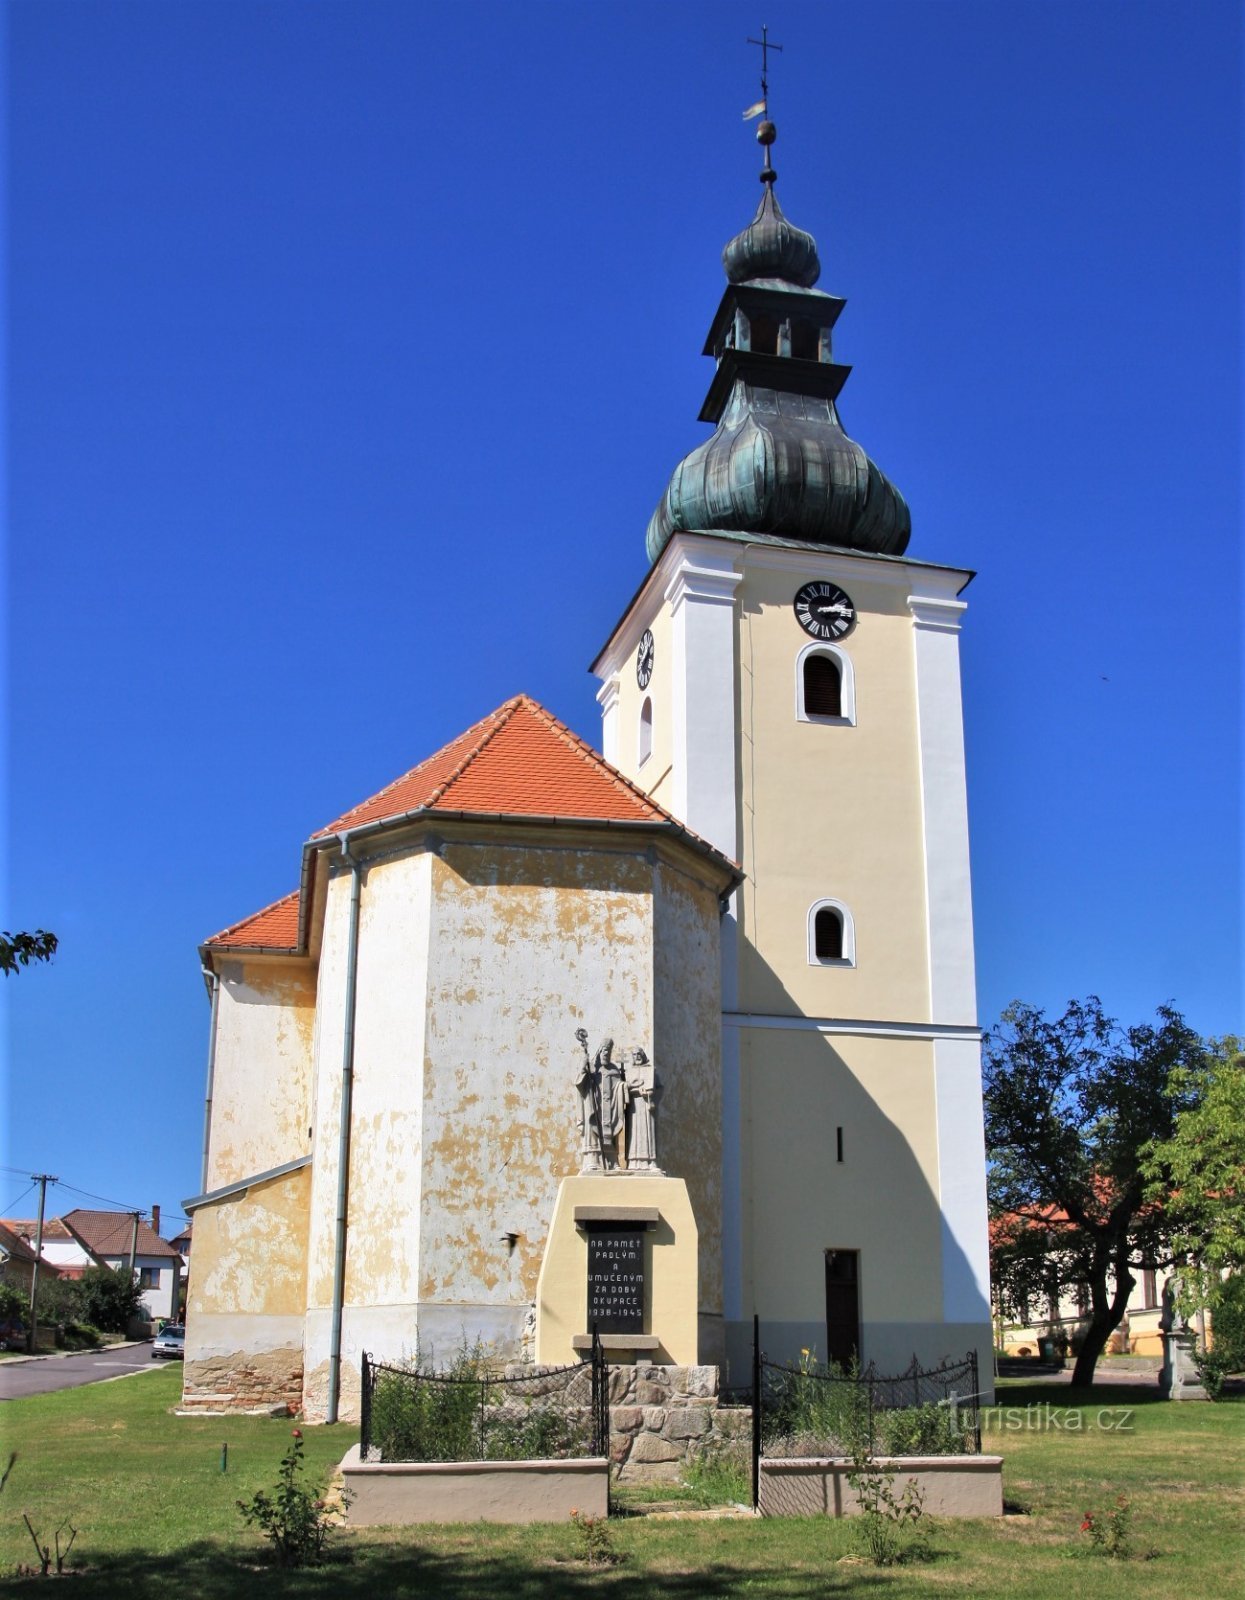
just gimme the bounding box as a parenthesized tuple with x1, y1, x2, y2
(750, 1318, 981, 1507)
(360, 1333, 608, 1464)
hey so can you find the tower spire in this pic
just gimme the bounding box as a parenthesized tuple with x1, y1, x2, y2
(745, 25, 782, 183)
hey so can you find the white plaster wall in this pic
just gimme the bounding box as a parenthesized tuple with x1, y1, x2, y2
(206, 957, 316, 1191)
(305, 850, 432, 1323)
(652, 859, 723, 1326)
(417, 838, 655, 1329)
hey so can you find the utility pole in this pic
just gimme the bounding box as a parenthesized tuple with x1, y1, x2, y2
(27, 1173, 58, 1354)
(127, 1212, 140, 1277)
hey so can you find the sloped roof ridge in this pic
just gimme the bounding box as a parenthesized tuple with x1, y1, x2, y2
(205, 888, 301, 949)
(496, 695, 670, 823)
(312, 698, 520, 838)
(422, 694, 527, 810)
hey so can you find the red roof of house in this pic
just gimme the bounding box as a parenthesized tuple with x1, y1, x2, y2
(62, 1209, 180, 1261)
(204, 890, 301, 951)
(0, 1221, 60, 1273)
(312, 695, 671, 836)
(3, 1217, 78, 1243)
(205, 695, 731, 953)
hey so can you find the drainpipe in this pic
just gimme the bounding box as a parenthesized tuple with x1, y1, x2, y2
(199, 966, 221, 1193)
(326, 835, 363, 1424)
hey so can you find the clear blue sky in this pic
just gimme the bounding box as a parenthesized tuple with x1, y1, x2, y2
(3, 1, 1240, 1232)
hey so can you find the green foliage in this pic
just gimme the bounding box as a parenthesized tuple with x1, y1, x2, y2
(1143, 1036, 1245, 1301)
(681, 1440, 751, 1505)
(846, 1448, 930, 1566)
(1193, 1273, 1245, 1399)
(878, 1400, 974, 1456)
(54, 1320, 104, 1351)
(37, 1274, 87, 1327)
(75, 1266, 146, 1334)
(235, 1430, 340, 1567)
(568, 1507, 620, 1565)
(0, 929, 57, 975)
(1079, 1495, 1135, 1558)
(986, 997, 1205, 1383)
(368, 1344, 593, 1464)
(0, 1280, 27, 1322)
(764, 1350, 872, 1456)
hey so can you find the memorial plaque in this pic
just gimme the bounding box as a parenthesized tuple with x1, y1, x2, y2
(585, 1224, 646, 1335)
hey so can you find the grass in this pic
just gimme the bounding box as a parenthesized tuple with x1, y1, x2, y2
(0, 1367, 1241, 1595)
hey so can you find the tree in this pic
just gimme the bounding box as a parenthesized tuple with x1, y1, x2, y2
(984, 997, 1204, 1385)
(75, 1266, 146, 1334)
(1142, 1037, 1245, 1311)
(0, 930, 58, 975)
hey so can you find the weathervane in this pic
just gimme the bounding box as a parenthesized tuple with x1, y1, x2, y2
(743, 24, 782, 182)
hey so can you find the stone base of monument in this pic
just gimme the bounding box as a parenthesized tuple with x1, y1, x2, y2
(535, 1173, 700, 1366)
(759, 1454, 1005, 1518)
(1159, 1329, 1209, 1400)
(338, 1444, 608, 1525)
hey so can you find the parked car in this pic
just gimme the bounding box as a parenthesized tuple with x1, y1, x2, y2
(151, 1324, 185, 1360)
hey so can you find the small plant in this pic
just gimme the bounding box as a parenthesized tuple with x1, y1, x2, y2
(682, 1439, 751, 1506)
(236, 1429, 341, 1567)
(569, 1505, 621, 1565)
(20, 1512, 77, 1576)
(846, 1448, 929, 1566)
(1080, 1495, 1133, 1559)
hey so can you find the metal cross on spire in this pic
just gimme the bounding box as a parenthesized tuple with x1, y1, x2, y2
(747, 24, 782, 108)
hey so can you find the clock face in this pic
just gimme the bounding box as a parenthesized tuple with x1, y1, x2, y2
(636, 628, 655, 689)
(794, 581, 857, 641)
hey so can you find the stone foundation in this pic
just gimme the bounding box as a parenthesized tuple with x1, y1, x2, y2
(182, 1349, 303, 1415)
(606, 1364, 750, 1481)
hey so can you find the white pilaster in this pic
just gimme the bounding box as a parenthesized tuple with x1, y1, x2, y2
(596, 675, 621, 767)
(664, 539, 743, 859)
(932, 1036, 993, 1323)
(908, 588, 977, 1026)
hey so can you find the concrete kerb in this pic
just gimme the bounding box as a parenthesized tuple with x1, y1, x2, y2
(0, 1339, 151, 1366)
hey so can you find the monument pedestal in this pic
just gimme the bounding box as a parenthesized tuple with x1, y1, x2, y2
(535, 1173, 699, 1366)
(1159, 1328, 1209, 1401)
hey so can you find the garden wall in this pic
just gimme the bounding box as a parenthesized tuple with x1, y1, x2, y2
(339, 1445, 608, 1525)
(599, 1362, 750, 1479)
(759, 1454, 1004, 1518)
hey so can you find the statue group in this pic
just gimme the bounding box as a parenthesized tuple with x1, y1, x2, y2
(574, 1027, 662, 1174)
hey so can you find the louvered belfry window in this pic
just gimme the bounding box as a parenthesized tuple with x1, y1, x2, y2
(804, 653, 842, 718)
(814, 907, 844, 961)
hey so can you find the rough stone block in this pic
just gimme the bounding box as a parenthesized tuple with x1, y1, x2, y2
(636, 1380, 667, 1405)
(611, 1407, 644, 1433)
(629, 1433, 683, 1464)
(665, 1407, 710, 1440)
(686, 1366, 718, 1398)
(641, 1406, 667, 1432)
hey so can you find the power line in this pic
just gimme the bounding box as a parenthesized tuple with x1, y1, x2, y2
(56, 1182, 144, 1214)
(1, 1183, 36, 1215)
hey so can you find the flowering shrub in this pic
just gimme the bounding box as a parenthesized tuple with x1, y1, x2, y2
(569, 1505, 620, 1565)
(1080, 1495, 1133, 1559)
(236, 1430, 342, 1567)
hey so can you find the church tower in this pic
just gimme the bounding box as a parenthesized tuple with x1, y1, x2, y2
(591, 118, 993, 1382)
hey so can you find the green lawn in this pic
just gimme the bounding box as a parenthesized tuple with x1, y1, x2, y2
(0, 1367, 1241, 1596)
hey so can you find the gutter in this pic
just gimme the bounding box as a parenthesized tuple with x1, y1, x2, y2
(199, 966, 221, 1192)
(326, 834, 363, 1425)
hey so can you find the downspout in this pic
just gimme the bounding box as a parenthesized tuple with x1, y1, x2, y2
(199, 966, 221, 1193)
(327, 835, 363, 1424)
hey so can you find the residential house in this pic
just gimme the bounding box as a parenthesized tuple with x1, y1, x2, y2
(61, 1210, 181, 1323)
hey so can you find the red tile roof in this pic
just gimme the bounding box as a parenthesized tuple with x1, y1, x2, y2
(204, 695, 736, 957)
(62, 1209, 180, 1261)
(312, 695, 671, 836)
(0, 1221, 60, 1272)
(204, 890, 301, 952)
(3, 1217, 77, 1243)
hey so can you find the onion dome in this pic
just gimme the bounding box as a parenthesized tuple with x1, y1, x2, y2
(723, 186, 821, 289)
(646, 129, 911, 564)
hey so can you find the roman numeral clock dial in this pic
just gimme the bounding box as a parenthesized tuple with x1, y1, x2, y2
(794, 581, 857, 641)
(636, 628, 655, 689)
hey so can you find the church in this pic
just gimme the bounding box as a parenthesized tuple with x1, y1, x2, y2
(182, 117, 993, 1421)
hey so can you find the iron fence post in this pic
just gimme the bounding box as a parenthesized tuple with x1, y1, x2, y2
(360, 1350, 371, 1458)
(751, 1313, 761, 1511)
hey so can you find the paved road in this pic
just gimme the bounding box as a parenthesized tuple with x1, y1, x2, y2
(0, 1341, 168, 1400)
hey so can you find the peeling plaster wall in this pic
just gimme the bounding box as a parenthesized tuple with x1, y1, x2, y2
(183, 1165, 311, 1410)
(205, 958, 316, 1192)
(417, 840, 656, 1353)
(304, 850, 432, 1395)
(652, 860, 723, 1344)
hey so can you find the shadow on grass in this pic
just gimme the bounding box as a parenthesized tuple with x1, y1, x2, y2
(993, 1382, 1168, 1408)
(40, 1537, 900, 1599)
